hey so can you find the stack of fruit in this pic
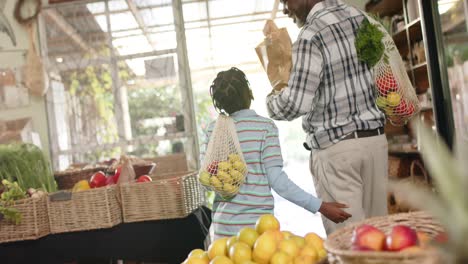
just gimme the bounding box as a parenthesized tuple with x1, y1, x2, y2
(182, 214, 327, 264)
(71, 167, 152, 192)
(351, 223, 447, 252)
(374, 68, 416, 126)
(198, 154, 247, 198)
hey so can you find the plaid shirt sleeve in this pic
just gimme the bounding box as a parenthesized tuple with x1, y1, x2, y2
(266, 38, 323, 121)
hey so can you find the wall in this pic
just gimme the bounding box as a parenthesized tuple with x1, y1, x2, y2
(0, 0, 50, 156)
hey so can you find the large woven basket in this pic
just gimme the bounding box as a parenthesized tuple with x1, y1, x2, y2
(47, 186, 122, 234)
(0, 196, 49, 243)
(325, 211, 444, 264)
(119, 171, 205, 223)
(54, 166, 108, 190)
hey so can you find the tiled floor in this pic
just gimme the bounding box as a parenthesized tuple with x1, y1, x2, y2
(273, 159, 327, 238)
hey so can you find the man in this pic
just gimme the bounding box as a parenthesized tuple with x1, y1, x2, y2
(266, 0, 388, 234)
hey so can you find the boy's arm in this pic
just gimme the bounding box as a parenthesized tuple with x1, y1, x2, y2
(261, 122, 321, 213)
(267, 166, 322, 213)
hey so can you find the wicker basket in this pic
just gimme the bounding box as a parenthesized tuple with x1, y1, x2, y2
(47, 186, 122, 234)
(119, 171, 205, 223)
(325, 211, 444, 264)
(54, 166, 108, 190)
(0, 196, 49, 243)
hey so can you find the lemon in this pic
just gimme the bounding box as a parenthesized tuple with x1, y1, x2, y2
(217, 170, 231, 183)
(232, 161, 247, 174)
(72, 180, 90, 192)
(230, 169, 244, 183)
(210, 176, 223, 190)
(386, 92, 401, 107)
(218, 161, 232, 171)
(199, 171, 211, 186)
(228, 154, 242, 163)
(375, 96, 388, 108)
(223, 183, 239, 194)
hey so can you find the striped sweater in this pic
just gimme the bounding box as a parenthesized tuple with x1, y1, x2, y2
(200, 109, 321, 239)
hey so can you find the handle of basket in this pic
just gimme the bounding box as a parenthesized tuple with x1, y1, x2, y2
(271, 0, 280, 19)
(410, 160, 429, 183)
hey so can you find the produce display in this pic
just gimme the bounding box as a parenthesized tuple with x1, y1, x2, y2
(182, 214, 327, 264)
(0, 179, 46, 224)
(71, 167, 152, 192)
(198, 154, 247, 198)
(0, 143, 57, 193)
(351, 223, 445, 252)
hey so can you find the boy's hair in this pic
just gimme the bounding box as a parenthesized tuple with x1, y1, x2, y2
(210, 67, 254, 115)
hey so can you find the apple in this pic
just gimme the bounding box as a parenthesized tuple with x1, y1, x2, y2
(136, 175, 152, 183)
(434, 232, 448, 244)
(351, 225, 386, 251)
(394, 100, 408, 115)
(207, 161, 219, 175)
(386, 225, 419, 251)
(416, 231, 431, 247)
(89, 171, 107, 188)
(113, 166, 122, 183)
(106, 176, 116, 186)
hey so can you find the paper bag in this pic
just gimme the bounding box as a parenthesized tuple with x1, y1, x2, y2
(255, 20, 292, 91)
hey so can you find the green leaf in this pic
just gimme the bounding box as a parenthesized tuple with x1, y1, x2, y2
(355, 19, 385, 68)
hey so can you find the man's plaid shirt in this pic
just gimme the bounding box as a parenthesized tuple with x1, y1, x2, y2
(267, 0, 385, 150)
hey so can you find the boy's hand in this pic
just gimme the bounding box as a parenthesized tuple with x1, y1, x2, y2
(318, 202, 352, 223)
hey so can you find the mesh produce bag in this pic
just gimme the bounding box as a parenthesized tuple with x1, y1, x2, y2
(359, 14, 420, 126)
(199, 115, 247, 198)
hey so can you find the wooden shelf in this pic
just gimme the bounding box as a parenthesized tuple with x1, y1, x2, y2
(365, 0, 403, 17)
(392, 28, 408, 48)
(408, 19, 423, 44)
(411, 62, 427, 71)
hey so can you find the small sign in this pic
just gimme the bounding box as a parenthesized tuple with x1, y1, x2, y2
(49, 191, 72, 201)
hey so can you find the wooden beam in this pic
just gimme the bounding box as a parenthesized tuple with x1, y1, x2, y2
(125, 0, 155, 49)
(43, 9, 97, 55)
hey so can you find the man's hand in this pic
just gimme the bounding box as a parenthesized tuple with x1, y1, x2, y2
(318, 202, 352, 223)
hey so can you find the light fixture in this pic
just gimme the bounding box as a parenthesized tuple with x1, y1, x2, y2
(438, 0, 458, 15)
(56, 57, 63, 63)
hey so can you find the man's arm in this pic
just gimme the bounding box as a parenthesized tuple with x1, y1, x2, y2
(266, 38, 323, 121)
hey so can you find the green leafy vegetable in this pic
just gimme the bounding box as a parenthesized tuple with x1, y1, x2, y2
(0, 179, 27, 224)
(355, 19, 385, 68)
(0, 206, 21, 224)
(0, 143, 57, 193)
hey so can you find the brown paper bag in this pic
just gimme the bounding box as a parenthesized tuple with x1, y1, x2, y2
(255, 20, 292, 91)
(22, 22, 48, 97)
(117, 155, 136, 184)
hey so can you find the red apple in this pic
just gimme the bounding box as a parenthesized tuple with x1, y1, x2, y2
(351, 225, 386, 251)
(394, 100, 408, 115)
(89, 171, 107, 188)
(386, 225, 419, 251)
(106, 176, 116, 186)
(207, 161, 219, 175)
(113, 166, 122, 183)
(136, 175, 152, 183)
(434, 232, 448, 244)
(406, 104, 415, 115)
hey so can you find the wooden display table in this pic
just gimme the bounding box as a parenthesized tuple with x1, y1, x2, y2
(0, 206, 211, 264)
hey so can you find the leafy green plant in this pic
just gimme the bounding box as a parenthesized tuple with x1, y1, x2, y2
(0, 143, 57, 193)
(390, 120, 468, 263)
(355, 19, 385, 68)
(0, 180, 27, 224)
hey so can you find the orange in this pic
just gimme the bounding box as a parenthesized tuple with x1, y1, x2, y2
(293, 255, 315, 264)
(229, 242, 252, 264)
(252, 231, 277, 264)
(190, 249, 207, 258)
(187, 256, 210, 264)
(300, 245, 318, 261)
(291, 236, 306, 248)
(317, 248, 327, 260)
(208, 237, 229, 259)
(226, 236, 238, 252)
(210, 256, 233, 264)
(279, 239, 300, 257)
(270, 251, 293, 264)
(255, 214, 280, 235)
(281, 231, 294, 240)
(304, 233, 324, 249)
(237, 227, 259, 248)
(263, 230, 284, 244)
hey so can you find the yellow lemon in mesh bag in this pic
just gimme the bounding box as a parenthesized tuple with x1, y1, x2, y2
(217, 170, 231, 182)
(375, 96, 388, 108)
(228, 153, 242, 163)
(199, 171, 211, 186)
(230, 169, 244, 183)
(218, 161, 232, 171)
(210, 176, 223, 190)
(223, 183, 239, 194)
(232, 161, 247, 174)
(386, 92, 401, 107)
